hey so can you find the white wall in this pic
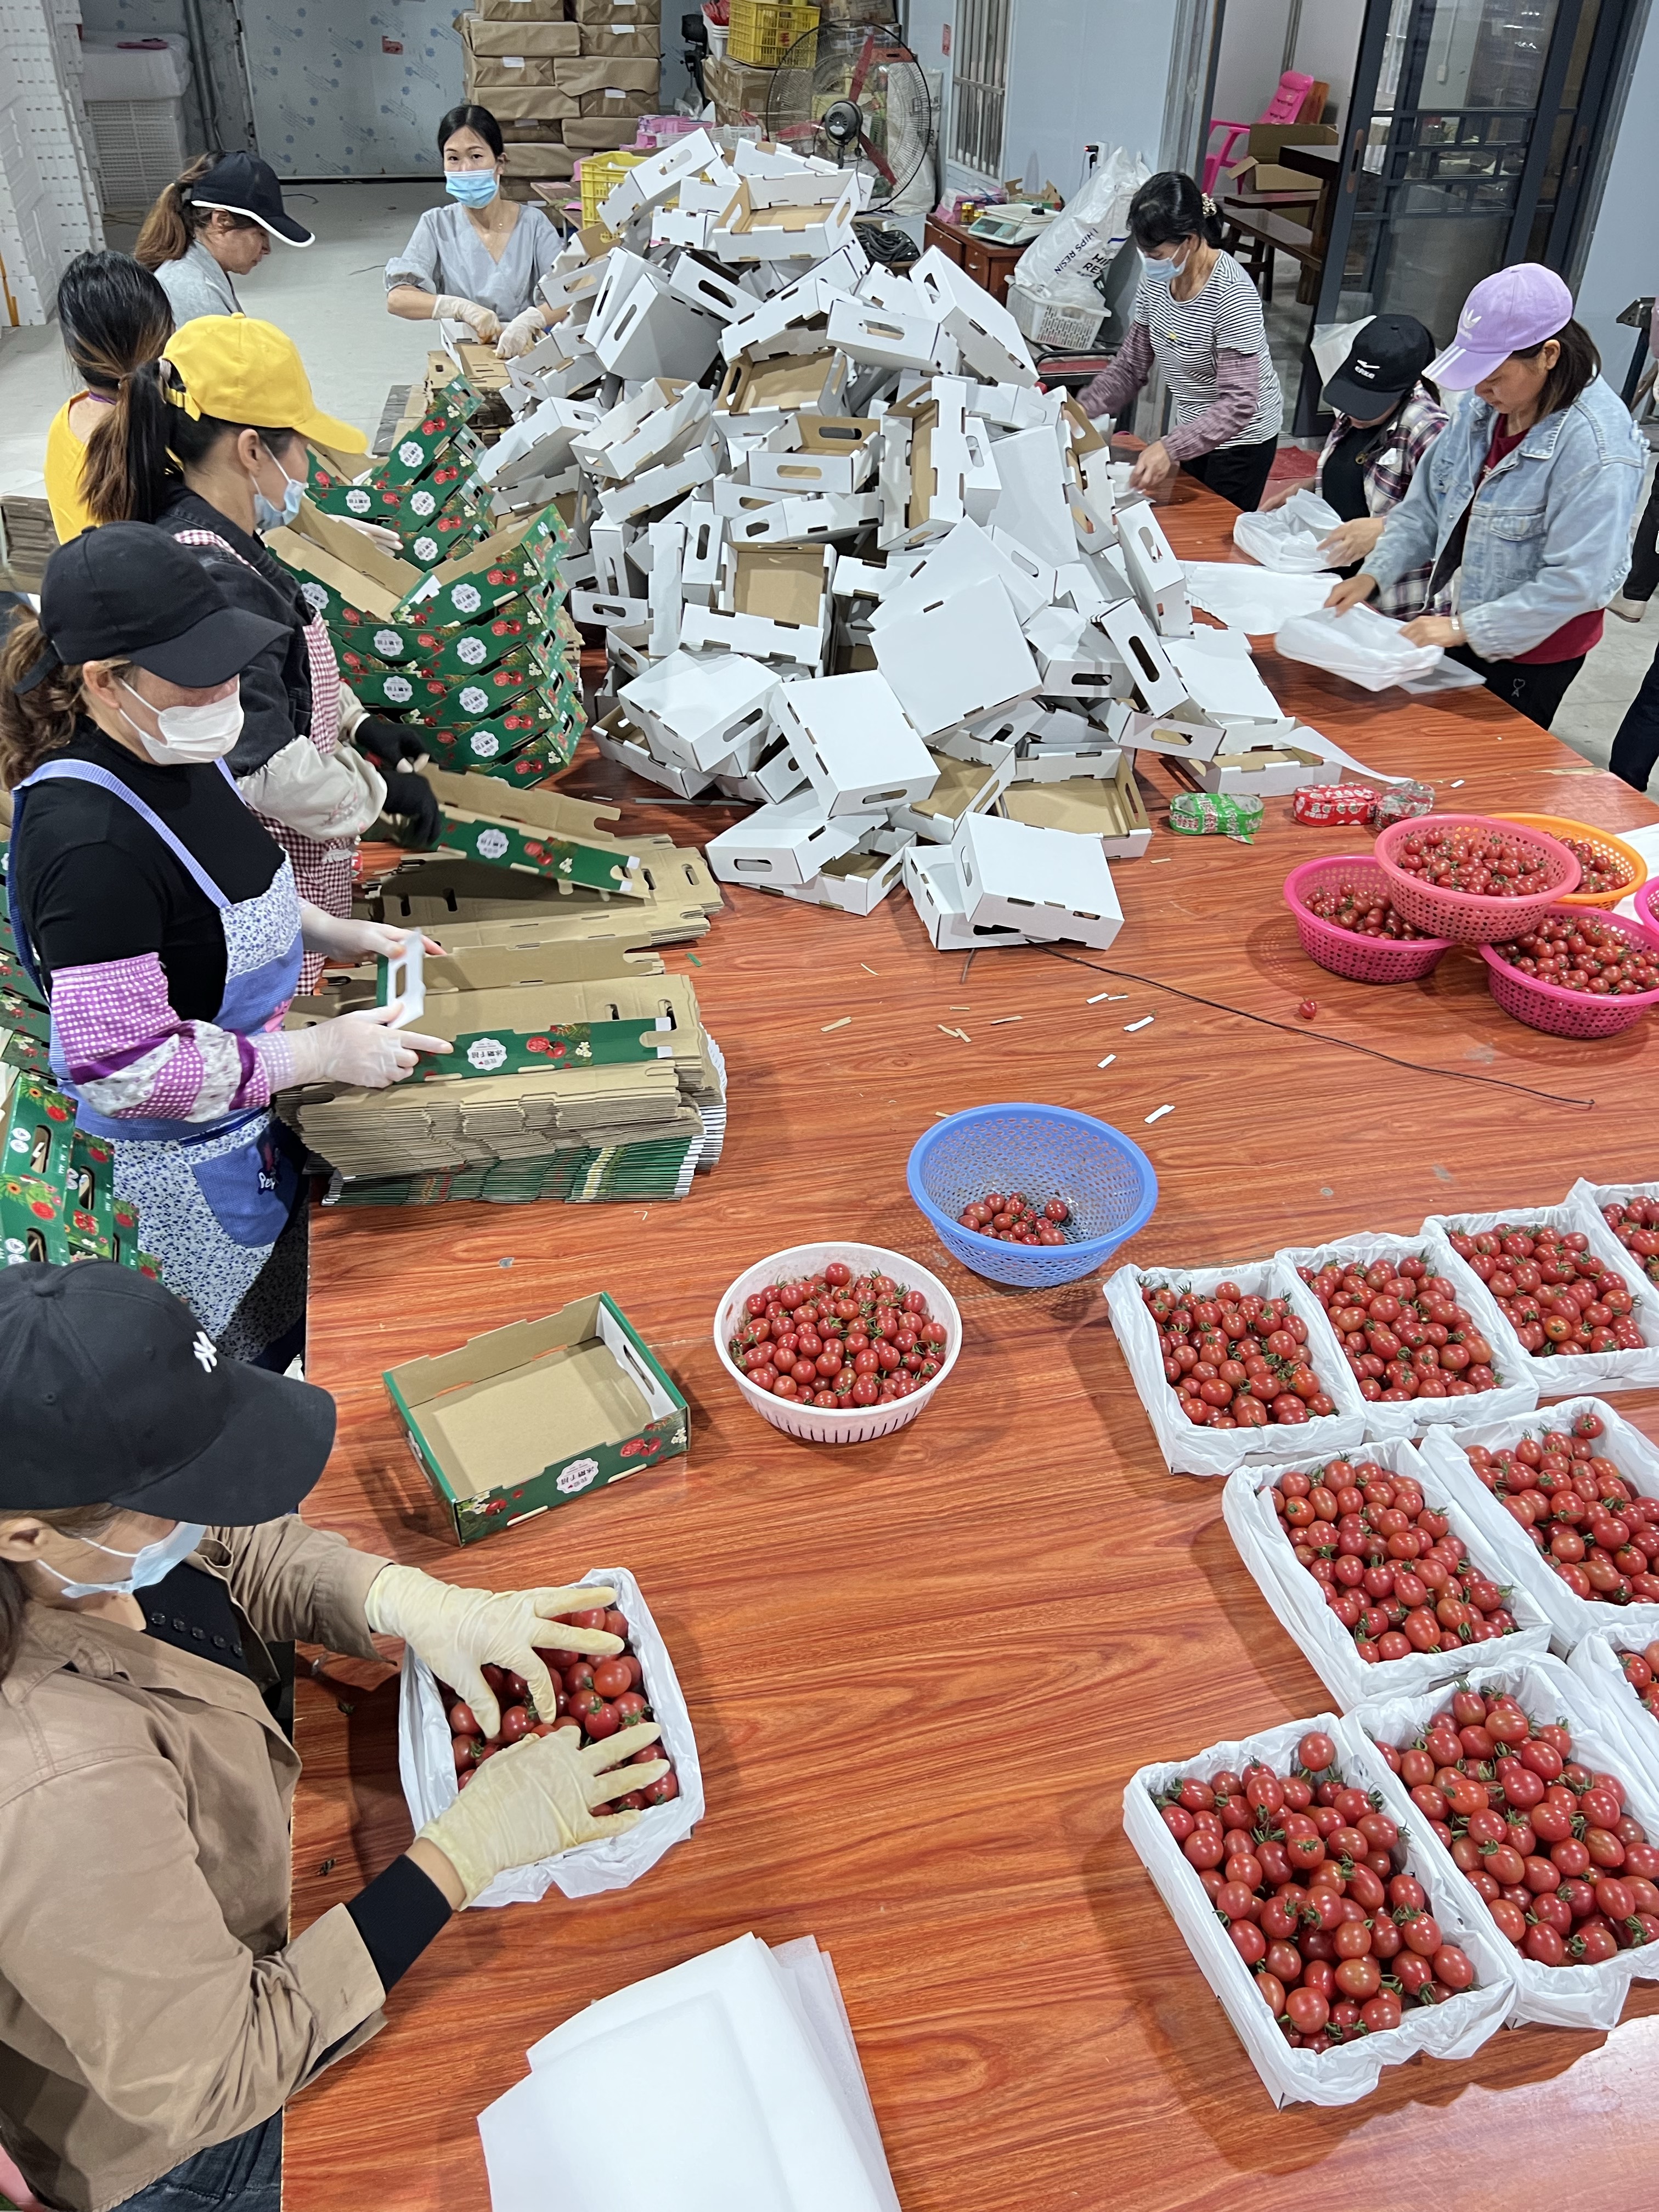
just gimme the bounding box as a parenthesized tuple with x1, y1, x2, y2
(1210, 0, 1293, 132)
(1575, 0, 1659, 381)
(1290, 0, 1363, 137)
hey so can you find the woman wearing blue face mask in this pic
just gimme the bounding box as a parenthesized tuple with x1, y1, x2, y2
(1080, 168, 1284, 511)
(385, 105, 558, 361)
(82, 314, 441, 983)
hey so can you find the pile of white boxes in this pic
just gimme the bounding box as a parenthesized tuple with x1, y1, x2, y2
(483, 126, 1318, 955)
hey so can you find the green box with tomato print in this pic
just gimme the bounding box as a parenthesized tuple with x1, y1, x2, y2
(394, 510, 571, 629)
(384, 1292, 688, 1546)
(413, 689, 586, 780)
(2, 1076, 75, 1189)
(0, 1172, 70, 1267)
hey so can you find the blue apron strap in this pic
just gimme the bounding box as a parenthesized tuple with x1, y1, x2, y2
(5, 789, 40, 996)
(16, 760, 234, 909)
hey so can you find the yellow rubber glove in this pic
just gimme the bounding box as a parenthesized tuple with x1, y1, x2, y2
(418, 1720, 669, 1903)
(364, 1565, 623, 1737)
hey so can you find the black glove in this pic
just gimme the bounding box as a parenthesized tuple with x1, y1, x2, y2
(355, 716, 429, 774)
(380, 769, 441, 849)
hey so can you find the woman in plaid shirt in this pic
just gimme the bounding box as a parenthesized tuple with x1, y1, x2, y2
(1261, 315, 1448, 616)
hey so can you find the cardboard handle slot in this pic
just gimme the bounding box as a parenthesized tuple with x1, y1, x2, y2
(730, 856, 775, 872)
(864, 788, 908, 805)
(861, 320, 905, 340)
(1128, 638, 1162, 682)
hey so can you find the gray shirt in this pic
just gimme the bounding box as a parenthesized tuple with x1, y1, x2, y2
(154, 240, 242, 325)
(385, 200, 559, 325)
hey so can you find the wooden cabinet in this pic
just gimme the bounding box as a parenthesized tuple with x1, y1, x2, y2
(922, 215, 1024, 308)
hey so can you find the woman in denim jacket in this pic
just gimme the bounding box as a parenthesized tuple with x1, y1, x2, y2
(1328, 265, 1644, 729)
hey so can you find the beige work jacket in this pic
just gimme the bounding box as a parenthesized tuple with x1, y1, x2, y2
(0, 1518, 394, 2212)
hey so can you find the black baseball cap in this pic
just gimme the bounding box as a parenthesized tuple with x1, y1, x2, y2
(1322, 314, 1438, 418)
(186, 151, 314, 246)
(0, 1263, 336, 1521)
(21, 523, 286, 693)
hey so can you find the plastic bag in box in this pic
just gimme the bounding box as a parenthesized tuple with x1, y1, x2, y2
(1274, 604, 1443, 693)
(1232, 488, 1343, 575)
(1566, 1629, 1659, 1807)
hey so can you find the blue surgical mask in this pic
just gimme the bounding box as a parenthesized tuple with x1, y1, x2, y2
(250, 456, 304, 534)
(1140, 251, 1180, 285)
(446, 171, 499, 210)
(38, 1519, 207, 1600)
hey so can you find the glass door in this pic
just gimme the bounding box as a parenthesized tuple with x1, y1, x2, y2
(1293, 0, 1635, 431)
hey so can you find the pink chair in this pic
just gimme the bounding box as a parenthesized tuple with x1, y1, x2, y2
(1201, 71, 1318, 196)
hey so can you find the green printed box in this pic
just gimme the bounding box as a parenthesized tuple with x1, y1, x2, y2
(67, 1128, 116, 1250)
(0, 988, 50, 1043)
(396, 512, 569, 628)
(2, 1032, 50, 1075)
(373, 409, 467, 487)
(0, 1172, 70, 1266)
(0, 950, 45, 1001)
(2, 1076, 74, 1186)
(435, 809, 644, 895)
(385, 1292, 688, 1546)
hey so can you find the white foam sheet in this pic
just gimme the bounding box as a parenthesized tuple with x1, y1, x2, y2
(1351, 1652, 1659, 2029)
(1123, 1708, 1513, 2107)
(1222, 1436, 1553, 1712)
(478, 1933, 900, 2212)
(398, 1566, 703, 1906)
(1418, 1395, 1659, 1655)
(1183, 562, 1336, 635)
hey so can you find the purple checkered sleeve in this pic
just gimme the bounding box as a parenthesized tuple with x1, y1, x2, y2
(50, 955, 275, 1122)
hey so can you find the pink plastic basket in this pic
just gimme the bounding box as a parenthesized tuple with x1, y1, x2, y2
(1637, 879, 1659, 934)
(1282, 855, 1454, 983)
(1373, 814, 1581, 944)
(1479, 905, 1659, 1037)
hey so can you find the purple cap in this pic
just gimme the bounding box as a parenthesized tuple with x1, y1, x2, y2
(1426, 264, 1575, 389)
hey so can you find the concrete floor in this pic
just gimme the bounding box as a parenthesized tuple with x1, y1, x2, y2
(2, 204, 1656, 780)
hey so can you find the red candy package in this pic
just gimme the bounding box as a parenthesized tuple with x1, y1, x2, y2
(1293, 783, 1379, 827)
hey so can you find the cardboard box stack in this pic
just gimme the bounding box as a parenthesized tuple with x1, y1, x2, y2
(488, 126, 1314, 951)
(459, 0, 664, 196)
(0, 1069, 161, 1275)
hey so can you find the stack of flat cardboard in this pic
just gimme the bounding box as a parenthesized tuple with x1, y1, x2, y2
(457, 0, 664, 199)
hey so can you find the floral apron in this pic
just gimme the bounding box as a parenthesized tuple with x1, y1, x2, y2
(9, 759, 307, 1355)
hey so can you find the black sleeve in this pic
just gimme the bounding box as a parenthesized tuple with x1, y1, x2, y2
(343, 1853, 454, 1991)
(185, 546, 308, 778)
(27, 830, 168, 976)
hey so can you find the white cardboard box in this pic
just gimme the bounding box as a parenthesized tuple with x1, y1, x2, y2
(1022, 603, 1124, 703)
(1116, 500, 1193, 637)
(1124, 702, 1229, 762)
(664, 253, 754, 324)
(712, 179, 860, 264)
(871, 520, 1049, 629)
(679, 504, 725, 603)
(827, 294, 955, 373)
(715, 727, 810, 805)
(599, 127, 718, 226)
(1165, 628, 1285, 726)
(1099, 596, 1186, 714)
(775, 669, 937, 817)
(591, 703, 717, 799)
(902, 842, 1030, 951)
(597, 438, 719, 524)
(873, 573, 1039, 738)
(777, 824, 916, 917)
(911, 247, 1040, 386)
(888, 744, 1015, 844)
(706, 786, 885, 888)
(681, 543, 833, 666)
(955, 811, 1124, 950)
(620, 649, 778, 771)
(590, 265, 723, 383)
(986, 422, 1076, 569)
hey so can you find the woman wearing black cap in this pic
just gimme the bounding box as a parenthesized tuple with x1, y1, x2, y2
(0, 1260, 664, 2212)
(135, 151, 314, 326)
(1257, 314, 1448, 615)
(0, 526, 453, 1369)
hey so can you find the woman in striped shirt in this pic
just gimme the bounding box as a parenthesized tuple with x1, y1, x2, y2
(1080, 170, 1284, 512)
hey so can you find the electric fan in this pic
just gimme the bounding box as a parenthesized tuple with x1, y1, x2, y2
(764, 24, 936, 218)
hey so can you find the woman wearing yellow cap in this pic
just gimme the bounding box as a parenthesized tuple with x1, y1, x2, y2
(82, 315, 439, 987)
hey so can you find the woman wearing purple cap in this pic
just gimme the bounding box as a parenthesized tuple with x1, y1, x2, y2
(1327, 264, 1644, 729)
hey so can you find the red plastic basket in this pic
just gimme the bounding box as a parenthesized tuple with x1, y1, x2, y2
(1283, 855, 1454, 983)
(1479, 905, 1659, 1037)
(1373, 813, 1581, 944)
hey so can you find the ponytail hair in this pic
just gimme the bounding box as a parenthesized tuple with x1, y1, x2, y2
(0, 606, 99, 791)
(1130, 170, 1225, 253)
(57, 251, 174, 529)
(81, 356, 297, 528)
(134, 152, 261, 270)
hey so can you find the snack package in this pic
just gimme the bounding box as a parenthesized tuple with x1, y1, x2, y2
(1373, 778, 1435, 827)
(1293, 783, 1379, 827)
(1169, 792, 1262, 844)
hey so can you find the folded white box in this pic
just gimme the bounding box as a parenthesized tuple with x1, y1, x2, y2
(1166, 628, 1286, 726)
(707, 786, 885, 888)
(986, 422, 1076, 569)
(1116, 499, 1193, 637)
(774, 669, 937, 817)
(591, 703, 716, 798)
(902, 842, 1030, 951)
(827, 294, 955, 373)
(954, 811, 1123, 950)
(911, 247, 1040, 386)
(887, 744, 1015, 844)
(620, 650, 778, 771)
(778, 823, 916, 916)
(591, 263, 723, 383)
(872, 573, 1039, 737)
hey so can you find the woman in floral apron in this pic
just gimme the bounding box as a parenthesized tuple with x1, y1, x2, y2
(80, 312, 439, 994)
(1, 528, 449, 1365)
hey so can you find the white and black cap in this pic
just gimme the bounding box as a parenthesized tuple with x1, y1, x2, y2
(187, 152, 314, 247)
(0, 1263, 336, 1522)
(1322, 314, 1438, 419)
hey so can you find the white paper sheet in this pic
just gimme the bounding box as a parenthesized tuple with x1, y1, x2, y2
(1183, 562, 1335, 635)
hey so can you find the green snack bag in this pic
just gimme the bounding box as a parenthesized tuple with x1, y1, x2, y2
(1169, 792, 1263, 844)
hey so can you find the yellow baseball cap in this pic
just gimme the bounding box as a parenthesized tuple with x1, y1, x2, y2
(163, 315, 368, 453)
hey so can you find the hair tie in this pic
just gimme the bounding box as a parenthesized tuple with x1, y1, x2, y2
(1201, 191, 1217, 216)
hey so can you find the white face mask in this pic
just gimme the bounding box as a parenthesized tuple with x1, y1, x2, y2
(119, 679, 244, 766)
(1141, 248, 1183, 285)
(37, 1519, 207, 1600)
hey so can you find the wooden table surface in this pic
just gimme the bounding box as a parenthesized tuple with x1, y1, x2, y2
(286, 476, 1659, 2212)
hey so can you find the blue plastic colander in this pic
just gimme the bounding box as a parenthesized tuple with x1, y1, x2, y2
(906, 1104, 1159, 1288)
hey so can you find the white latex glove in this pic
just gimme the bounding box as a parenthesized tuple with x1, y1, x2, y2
(417, 1722, 668, 1903)
(298, 906, 443, 962)
(364, 1565, 624, 1737)
(496, 306, 546, 360)
(1317, 514, 1387, 567)
(433, 292, 501, 343)
(337, 514, 404, 554)
(276, 1004, 452, 1089)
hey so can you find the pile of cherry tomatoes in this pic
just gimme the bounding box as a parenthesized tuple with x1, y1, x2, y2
(1442, 1222, 1644, 1358)
(1297, 1252, 1499, 1404)
(1370, 1686, 1657, 1966)
(1555, 836, 1635, 899)
(955, 1188, 1071, 1247)
(1271, 1458, 1521, 1663)
(1138, 1278, 1336, 1429)
(443, 1604, 681, 1814)
(1616, 1643, 1659, 1719)
(1158, 1730, 1477, 2048)
(1462, 1408, 1659, 1605)
(1488, 915, 1659, 998)
(1388, 823, 1558, 899)
(1301, 882, 1431, 940)
(1600, 1194, 1659, 1290)
(727, 1259, 947, 1408)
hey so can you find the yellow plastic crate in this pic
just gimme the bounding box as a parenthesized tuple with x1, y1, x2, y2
(579, 149, 647, 226)
(727, 0, 820, 68)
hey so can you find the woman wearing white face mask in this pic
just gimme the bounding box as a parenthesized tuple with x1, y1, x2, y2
(1079, 169, 1284, 512)
(385, 105, 558, 360)
(84, 314, 442, 985)
(2, 527, 451, 1369)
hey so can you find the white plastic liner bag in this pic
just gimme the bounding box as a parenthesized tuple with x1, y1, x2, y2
(398, 1564, 703, 1907)
(1184, 562, 1335, 634)
(1274, 602, 1443, 691)
(1567, 1628, 1659, 1805)
(1233, 487, 1343, 574)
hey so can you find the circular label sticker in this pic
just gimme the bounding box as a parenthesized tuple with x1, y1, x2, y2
(345, 488, 371, 514)
(469, 730, 501, 758)
(456, 635, 487, 667)
(467, 1036, 508, 1071)
(451, 582, 482, 616)
(459, 685, 489, 715)
(476, 827, 510, 860)
(398, 439, 426, 470)
(555, 1457, 600, 1496)
(384, 675, 414, 705)
(372, 629, 404, 658)
(300, 581, 329, 616)
(413, 537, 438, 563)
(411, 489, 437, 518)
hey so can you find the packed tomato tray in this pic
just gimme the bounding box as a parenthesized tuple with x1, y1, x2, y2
(1459, 1408, 1659, 1606)
(1615, 1644, 1659, 1720)
(726, 1257, 949, 1408)
(1440, 1223, 1645, 1359)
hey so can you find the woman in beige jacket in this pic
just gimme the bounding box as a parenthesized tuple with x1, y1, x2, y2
(0, 1262, 663, 2212)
